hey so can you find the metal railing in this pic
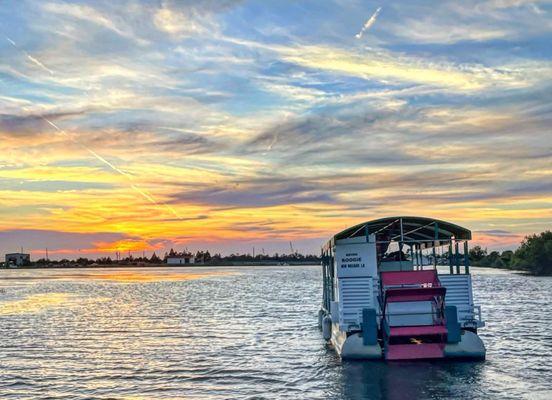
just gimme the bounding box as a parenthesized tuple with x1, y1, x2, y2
(461, 305, 482, 323)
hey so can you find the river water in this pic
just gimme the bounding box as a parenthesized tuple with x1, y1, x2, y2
(0, 265, 550, 399)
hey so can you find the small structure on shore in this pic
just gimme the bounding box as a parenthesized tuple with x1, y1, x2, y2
(166, 253, 195, 265)
(5, 252, 31, 267)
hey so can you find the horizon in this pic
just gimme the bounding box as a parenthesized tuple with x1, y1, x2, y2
(0, 221, 540, 261)
(1, 1, 551, 260)
(3, 238, 525, 263)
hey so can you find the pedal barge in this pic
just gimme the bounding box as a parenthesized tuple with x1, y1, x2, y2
(319, 216, 485, 361)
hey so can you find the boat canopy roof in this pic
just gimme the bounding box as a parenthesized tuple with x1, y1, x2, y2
(327, 216, 471, 249)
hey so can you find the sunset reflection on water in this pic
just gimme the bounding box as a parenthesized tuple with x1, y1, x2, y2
(0, 266, 550, 399)
(82, 270, 235, 283)
(0, 268, 236, 316)
(0, 292, 71, 315)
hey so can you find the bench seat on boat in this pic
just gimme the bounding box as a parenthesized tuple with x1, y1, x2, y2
(384, 286, 446, 302)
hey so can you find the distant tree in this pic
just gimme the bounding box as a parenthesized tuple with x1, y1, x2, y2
(477, 250, 496, 268)
(492, 257, 505, 268)
(150, 252, 161, 264)
(511, 231, 552, 275)
(469, 246, 487, 263)
(76, 257, 90, 265)
(500, 250, 514, 267)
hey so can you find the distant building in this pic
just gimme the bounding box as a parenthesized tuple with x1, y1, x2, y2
(167, 255, 195, 265)
(5, 253, 30, 267)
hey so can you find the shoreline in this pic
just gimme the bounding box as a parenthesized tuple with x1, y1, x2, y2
(471, 264, 550, 276)
(0, 261, 320, 270)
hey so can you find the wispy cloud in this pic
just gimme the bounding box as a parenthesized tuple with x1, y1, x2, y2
(41, 117, 183, 220)
(41, 2, 146, 44)
(5, 36, 54, 75)
(0, 111, 85, 136)
(153, 6, 213, 37)
(355, 7, 382, 39)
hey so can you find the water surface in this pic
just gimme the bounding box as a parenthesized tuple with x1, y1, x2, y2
(0, 266, 550, 399)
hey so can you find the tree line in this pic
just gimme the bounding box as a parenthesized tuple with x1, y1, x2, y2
(469, 231, 551, 275)
(31, 249, 321, 266)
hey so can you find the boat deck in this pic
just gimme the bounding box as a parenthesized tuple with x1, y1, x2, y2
(389, 325, 447, 337)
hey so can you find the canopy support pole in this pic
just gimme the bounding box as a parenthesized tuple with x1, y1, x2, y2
(464, 241, 470, 274)
(433, 223, 438, 269)
(455, 241, 460, 274)
(449, 241, 454, 274)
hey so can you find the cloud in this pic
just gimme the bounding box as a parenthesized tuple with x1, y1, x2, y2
(165, 0, 243, 10)
(5, 36, 55, 75)
(41, 2, 140, 43)
(391, 21, 508, 44)
(0, 111, 86, 136)
(278, 45, 512, 91)
(154, 127, 226, 154)
(475, 229, 520, 237)
(153, 0, 244, 38)
(153, 6, 212, 37)
(165, 165, 538, 211)
(355, 7, 382, 39)
(383, 0, 552, 44)
(41, 117, 184, 221)
(472, 229, 526, 250)
(0, 229, 133, 254)
(0, 177, 114, 192)
(168, 179, 335, 208)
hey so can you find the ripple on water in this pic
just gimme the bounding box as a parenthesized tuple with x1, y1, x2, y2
(0, 266, 551, 399)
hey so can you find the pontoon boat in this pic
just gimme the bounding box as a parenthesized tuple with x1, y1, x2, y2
(319, 216, 485, 361)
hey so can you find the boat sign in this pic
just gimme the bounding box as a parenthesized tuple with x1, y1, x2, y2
(335, 242, 377, 278)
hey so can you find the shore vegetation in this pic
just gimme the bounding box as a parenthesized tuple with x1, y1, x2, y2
(470, 231, 552, 276)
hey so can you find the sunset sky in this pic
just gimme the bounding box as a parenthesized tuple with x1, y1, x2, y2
(1, 0, 551, 259)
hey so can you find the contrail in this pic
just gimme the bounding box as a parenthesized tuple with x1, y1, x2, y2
(42, 118, 130, 178)
(25, 54, 55, 75)
(7, 35, 182, 220)
(355, 7, 382, 39)
(5, 36, 54, 75)
(42, 117, 182, 219)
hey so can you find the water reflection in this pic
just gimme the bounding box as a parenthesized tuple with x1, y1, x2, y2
(339, 360, 486, 399)
(0, 266, 550, 399)
(82, 270, 235, 283)
(0, 293, 70, 315)
(0, 268, 236, 283)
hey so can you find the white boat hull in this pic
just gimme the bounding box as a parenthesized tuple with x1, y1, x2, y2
(444, 330, 486, 359)
(329, 322, 485, 360)
(331, 323, 382, 360)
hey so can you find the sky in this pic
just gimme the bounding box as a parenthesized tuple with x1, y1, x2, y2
(0, 0, 551, 259)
